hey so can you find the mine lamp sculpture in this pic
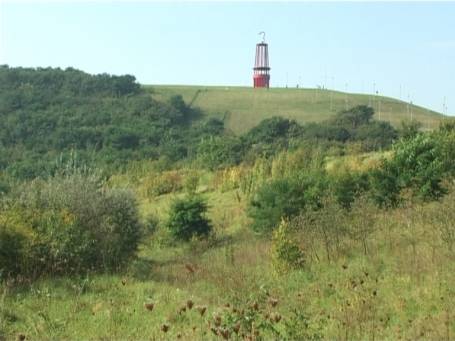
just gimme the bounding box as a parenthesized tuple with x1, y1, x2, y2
(253, 32, 271, 88)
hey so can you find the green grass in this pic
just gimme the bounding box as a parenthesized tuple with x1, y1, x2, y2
(146, 85, 445, 134)
(2, 171, 455, 340)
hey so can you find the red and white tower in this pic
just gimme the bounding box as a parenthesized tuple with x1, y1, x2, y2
(253, 32, 270, 88)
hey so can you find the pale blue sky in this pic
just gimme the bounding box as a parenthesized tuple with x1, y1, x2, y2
(1, 1, 454, 114)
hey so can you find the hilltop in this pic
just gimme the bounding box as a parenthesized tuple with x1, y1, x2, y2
(148, 85, 445, 134)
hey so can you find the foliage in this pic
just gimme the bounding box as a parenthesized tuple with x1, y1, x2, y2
(271, 219, 305, 275)
(0, 170, 142, 279)
(294, 198, 349, 262)
(371, 131, 452, 205)
(369, 162, 402, 208)
(196, 136, 245, 170)
(399, 120, 422, 140)
(183, 170, 200, 194)
(141, 171, 183, 198)
(331, 105, 375, 128)
(302, 123, 351, 142)
(0, 66, 224, 179)
(353, 121, 398, 151)
(248, 173, 327, 233)
(283, 309, 323, 340)
(331, 171, 369, 209)
(302, 105, 397, 151)
(167, 195, 212, 241)
(242, 117, 303, 156)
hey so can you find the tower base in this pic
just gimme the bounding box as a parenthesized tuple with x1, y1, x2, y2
(253, 74, 270, 88)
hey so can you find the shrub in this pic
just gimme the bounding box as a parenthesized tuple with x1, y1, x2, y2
(399, 120, 422, 140)
(354, 121, 398, 151)
(0, 171, 142, 279)
(142, 170, 183, 197)
(371, 133, 448, 205)
(294, 198, 349, 262)
(331, 105, 374, 129)
(183, 170, 200, 194)
(331, 172, 369, 209)
(197, 136, 245, 170)
(303, 123, 351, 142)
(248, 174, 326, 233)
(369, 163, 402, 208)
(167, 195, 212, 241)
(369, 129, 455, 206)
(243, 117, 304, 155)
(271, 219, 305, 275)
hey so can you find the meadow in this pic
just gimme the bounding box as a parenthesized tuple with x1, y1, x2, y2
(149, 85, 444, 134)
(1, 67, 454, 340)
(1, 148, 454, 340)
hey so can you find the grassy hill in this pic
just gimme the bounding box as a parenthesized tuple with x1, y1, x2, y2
(147, 85, 445, 134)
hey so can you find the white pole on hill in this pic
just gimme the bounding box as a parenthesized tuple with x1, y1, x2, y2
(377, 91, 381, 121)
(410, 101, 414, 121)
(345, 83, 348, 110)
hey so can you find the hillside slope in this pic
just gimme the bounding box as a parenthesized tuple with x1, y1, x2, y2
(147, 85, 445, 134)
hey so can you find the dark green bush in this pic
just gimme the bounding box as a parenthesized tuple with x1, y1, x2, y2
(167, 195, 212, 241)
(331, 172, 369, 209)
(354, 121, 398, 151)
(243, 117, 303, 145)
(399, 120, 422, 140)
(248, 174, 327, 233)
(242, 117, 304, 157)
(303, 123, 351, 142)
(197, 136, 245, 170)
(330, 105, 374, 128)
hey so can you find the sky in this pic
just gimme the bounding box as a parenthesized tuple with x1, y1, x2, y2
(1, 1, 454, 115)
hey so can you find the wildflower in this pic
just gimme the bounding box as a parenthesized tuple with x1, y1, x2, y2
(270, 312, 282, 323)
(185, 263, 195, 273)
(186, 299, 194, 310)
(196, 305, 207, 316)
(219, 328, 230, 340)
(213, 314, 222, 327)
(210, 327, 218, 336)
(144, 302, 154, 312)
(268, 298, 279, 307)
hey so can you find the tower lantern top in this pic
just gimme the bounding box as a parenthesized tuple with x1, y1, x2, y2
(253, 32, 270, 88)
(259, 31, 266, 43)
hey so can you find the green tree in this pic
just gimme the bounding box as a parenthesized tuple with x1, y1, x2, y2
(167, 195, 212, 241)
(197, 136, 245, 170)
(331, 105, 374, 129)
(248, 174, 326, 233)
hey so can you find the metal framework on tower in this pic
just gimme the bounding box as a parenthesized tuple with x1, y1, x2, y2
(253, 32, 270, 88)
